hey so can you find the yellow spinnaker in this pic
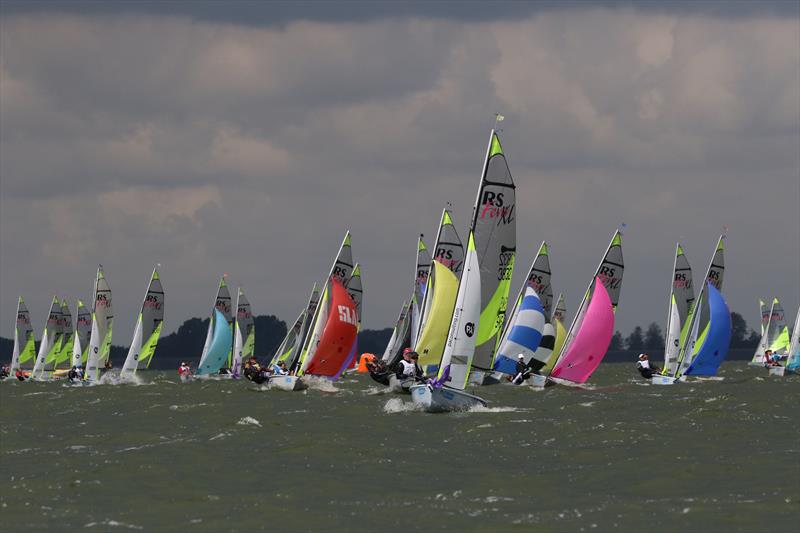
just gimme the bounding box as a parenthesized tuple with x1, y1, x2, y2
(415, 261, 459, 369)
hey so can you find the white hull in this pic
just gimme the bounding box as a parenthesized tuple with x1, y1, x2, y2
(768, 366, 786, 377)
(269, 375, 308, 391)
(650, 375, 677, 385)
(528, 373, 547, 389)
(410, 384, 487, 413)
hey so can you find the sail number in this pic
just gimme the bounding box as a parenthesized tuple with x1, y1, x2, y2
(338, 305, 357, 326)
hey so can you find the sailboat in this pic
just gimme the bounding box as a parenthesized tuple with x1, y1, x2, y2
(752, 298, 790, 368)
(71, 300, 92, 368)
(267, 284, 318, 391)
(196, 276, 233, 376)
(52, 299, 74, 373)
(31, 297, 62, 380)
(468, 130, 516, 384)
(411, 231, 487, 411)
(668, 236, 727, 381)
(783, 307, 800, 375)
(297, 278, 359, 379)
(85, 266, 114, 382)
(493, 286, 546, 380)
(652, 243, 694, 384)
(493, 242, 553, 379)
(196, 309, 233, 377)
(412, 210, 464, 351)
(683, 283, 732, 376)
(294, 231, 354, 376)
(544, 230, 624, 387)
(9, 297, 35, 373)
(231, 288, 255, 379)
(120, 268, 164, 378)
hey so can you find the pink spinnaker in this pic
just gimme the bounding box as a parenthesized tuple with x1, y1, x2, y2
(550, 278, 614, 384)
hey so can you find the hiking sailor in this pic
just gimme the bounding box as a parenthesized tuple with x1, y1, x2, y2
(636, 353, 659, 379)
(510, 354, 530, 385)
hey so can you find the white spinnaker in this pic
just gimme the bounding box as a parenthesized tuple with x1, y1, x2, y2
(72, 328, 83, 368)
(759, 300, 769, 337)
(752, 299, 775, 364)
(663, 295, 682, 375)
(437, 231, 481, 390)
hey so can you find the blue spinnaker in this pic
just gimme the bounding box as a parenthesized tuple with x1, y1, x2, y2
(493, 288, 545, 375)
(685, 283, 731, 376)
(197, 309, 233, 376)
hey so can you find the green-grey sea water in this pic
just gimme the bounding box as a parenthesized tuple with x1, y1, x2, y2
(1, 363, 798, 532)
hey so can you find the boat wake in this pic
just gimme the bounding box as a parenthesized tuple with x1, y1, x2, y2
(236, 416, 262, 427)
(303, 376, 342, 393)
(382, 398, 424, 413)
(467, 405, 521, 413)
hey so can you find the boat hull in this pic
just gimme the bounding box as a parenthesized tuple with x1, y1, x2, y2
(651, 375, 677, 385)
(528, 373, 547, 389)
(409, 384, 487, 412)
(269, 375, 308, 391)
(768, 366, 786, 377)
(388, 374, 415, 394)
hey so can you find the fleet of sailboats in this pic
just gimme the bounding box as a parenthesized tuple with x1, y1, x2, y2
(3, 125, 796, 403)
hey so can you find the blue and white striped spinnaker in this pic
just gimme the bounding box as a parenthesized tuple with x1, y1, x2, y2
(493, 287, 545, 375)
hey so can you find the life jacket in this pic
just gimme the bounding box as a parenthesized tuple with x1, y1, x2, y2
(398, 360, 416, 378)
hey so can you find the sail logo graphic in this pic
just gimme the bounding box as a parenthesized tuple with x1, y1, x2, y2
(17, 314, 30, 325)
(215, 299, 231, 315)
(144, 294, 162, 310)
(498, 247, 515, 281)
(673, 272, 692, 289)
(598, 266, 622, 291)
(332, 266, 349, 282)
(338, 305, 357, 326)
(465, 322, 475, 337)
(479, 192, 515, 225)
(707, 269, 723, 289)
(96, 293, 110, 308)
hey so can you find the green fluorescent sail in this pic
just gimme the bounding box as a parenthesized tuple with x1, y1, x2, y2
(141, 321, 163, 368)
(770, 326, 790, 353)
(415, 261, 459, 369)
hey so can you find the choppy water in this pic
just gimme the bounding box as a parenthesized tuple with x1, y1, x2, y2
(1, 363, 798, 532)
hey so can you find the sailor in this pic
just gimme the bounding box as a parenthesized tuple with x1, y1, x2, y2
(396, 349, 418, 381)
(273, 360, 289, 376)
(511, 354, 530, 384)
(764, 350, 776, 367)
(15, 368, 26, 381)
(409, 352, 424, 379)
(0, 366, 8, 379)
(67, 365, 80, 382)
(75, 365, 84, 380)
(244, 357, 260, 381)
(636, 353, 659, 379)
(178, 361, 192, 379)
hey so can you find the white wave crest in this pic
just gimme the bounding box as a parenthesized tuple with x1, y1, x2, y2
(382, 398, 423, 413)
(236, 416, 261, 427)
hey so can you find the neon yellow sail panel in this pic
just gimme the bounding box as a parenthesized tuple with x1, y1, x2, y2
(415, 261, 459, 368)
(141, 322, 163, 368)
(770, 326, 790, 353)
(544, 319, 567, 372)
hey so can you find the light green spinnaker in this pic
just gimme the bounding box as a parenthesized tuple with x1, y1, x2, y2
(414, 261, 459, 370)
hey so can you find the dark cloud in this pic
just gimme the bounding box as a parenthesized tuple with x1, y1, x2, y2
(0, 8, 798, 344)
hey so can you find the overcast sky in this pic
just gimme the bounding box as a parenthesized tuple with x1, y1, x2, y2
(1, 1, 798, 343)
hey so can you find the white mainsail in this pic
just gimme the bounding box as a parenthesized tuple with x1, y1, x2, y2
(71, 300, 92, 367)
(232, 287, 255, 377)
(662, 243, 693, 375)
(31, 297, 62, 380)
(437, 231, 481, 390)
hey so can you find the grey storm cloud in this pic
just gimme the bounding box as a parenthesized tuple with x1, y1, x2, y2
(0, 5, 798, 343)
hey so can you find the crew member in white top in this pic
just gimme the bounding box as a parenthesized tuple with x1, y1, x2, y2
(636, 353, 659, 379)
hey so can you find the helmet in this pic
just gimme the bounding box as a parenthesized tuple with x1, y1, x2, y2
(517, 354, 525, 360)
(638, 354, 646, 360)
